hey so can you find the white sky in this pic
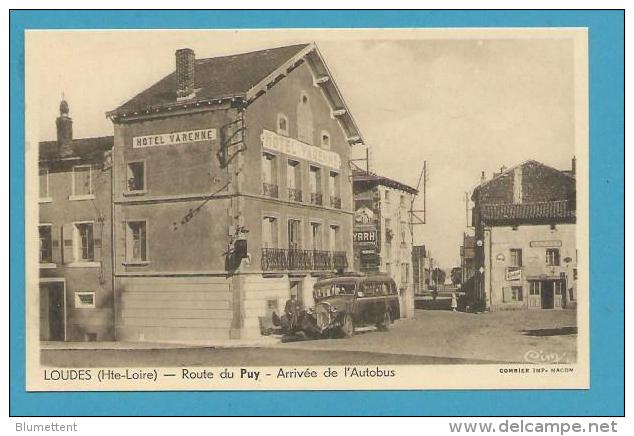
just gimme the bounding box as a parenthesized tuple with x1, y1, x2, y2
(27, 29, 578, 268)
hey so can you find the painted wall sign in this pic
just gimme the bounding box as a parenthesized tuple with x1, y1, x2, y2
(353, 230, 377, 244)
(261, 129, 341, 169)
(133, 128, 216, 148)
(505, 266, 522, 281)
(529, 240, 562, 248)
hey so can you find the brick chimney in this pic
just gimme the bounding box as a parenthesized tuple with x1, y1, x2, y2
(572, 156, 576, 176)
(175, 48, 195, 100)
(480, 171, 486, 184)
(56, 98, 73, 156)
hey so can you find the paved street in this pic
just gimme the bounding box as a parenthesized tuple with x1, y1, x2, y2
(41, 309, 577, 367)
(275, 308, 578, 364)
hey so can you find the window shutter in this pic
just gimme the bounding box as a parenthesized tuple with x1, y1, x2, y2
(51, 225, 62, 264)
(502, 286, 510, 303)
(120, 221, 128, 263)
(93, 223, 102, 262)
(62, 223, 74, 264)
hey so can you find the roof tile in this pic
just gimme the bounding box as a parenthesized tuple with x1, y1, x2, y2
(481, 200, 575, 223)
(110, 44, 310, 115)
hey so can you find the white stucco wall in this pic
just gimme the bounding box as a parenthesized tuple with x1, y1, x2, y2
(483, 223, 577, 310)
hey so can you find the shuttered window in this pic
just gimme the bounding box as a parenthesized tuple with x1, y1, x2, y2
(127, 221, 147, 262)
(74, 222, 94, 262)
(39, 225, 53, 263)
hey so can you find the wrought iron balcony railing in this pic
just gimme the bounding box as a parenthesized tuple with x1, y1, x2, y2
(288, 188, 302, 202)
(310, 192, 323, 206)
(261, 248, 349, 271)
(330, 196, 342, 209)
(260, 248, 288, 271)
(262, 182, 279, 198)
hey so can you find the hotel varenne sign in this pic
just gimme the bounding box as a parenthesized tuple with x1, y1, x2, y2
(133, 128, 217, 148)
(261, 129, 341, 169)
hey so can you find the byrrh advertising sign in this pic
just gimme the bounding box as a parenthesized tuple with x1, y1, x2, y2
(353, 230, 377, 245)
(261, 129, 341, 169)
(133, 128, 217, 148)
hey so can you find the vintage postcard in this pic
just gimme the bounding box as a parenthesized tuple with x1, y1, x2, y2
(24, 27, 589, 391)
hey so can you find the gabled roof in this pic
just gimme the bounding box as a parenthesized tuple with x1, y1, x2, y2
(481, 200, 575, 224)
(351, 163, 418, 195)
(472, 159, 575, 198)
(110, 44, 309, 115)
(39, 136, 113, 161)
(107, 43, 364, 145)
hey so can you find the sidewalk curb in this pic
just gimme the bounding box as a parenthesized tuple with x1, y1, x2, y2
(40, 337, 283, 351)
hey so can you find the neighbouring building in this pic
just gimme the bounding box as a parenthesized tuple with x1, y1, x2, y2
(471, 159, 577, 311)
(38, 100, 115, 341)
(460, 233, 476, 294)
(351, 167, 418, 318)
(106, 43, 364, 341)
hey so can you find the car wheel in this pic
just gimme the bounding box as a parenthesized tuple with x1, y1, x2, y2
(378, 310, 392, 331)
(340, 314, 354, 338)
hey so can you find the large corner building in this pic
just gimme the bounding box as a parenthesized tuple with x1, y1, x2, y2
(106, 43, 364, 341)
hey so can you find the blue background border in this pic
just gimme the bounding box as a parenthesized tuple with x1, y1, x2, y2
(9, 10, 624, 416)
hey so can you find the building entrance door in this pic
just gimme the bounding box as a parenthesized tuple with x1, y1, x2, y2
(290, 280, 304, 308)
(40, 282, 65, 341)
(541, 281, 555, 309)
(528, 281, 541, 308)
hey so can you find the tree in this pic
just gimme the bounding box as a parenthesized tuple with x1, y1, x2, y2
(431, 267, 446, 286)
(451, 267, 462, 285)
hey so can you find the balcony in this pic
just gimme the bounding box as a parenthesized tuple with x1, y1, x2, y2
(262, 182, 279, 198)
(261, 248, 348, 271)
(288, 188, 302, 202)
(330, 196, 342, 209)
(310, 192, 323, 206)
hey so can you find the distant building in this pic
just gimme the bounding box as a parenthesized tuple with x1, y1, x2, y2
(352, 167, 418, 317)
(106, 43, 363, 341)
(471, 160, 577, 311)
(38, 100, 114, 341)
(412, 245, 432, 294)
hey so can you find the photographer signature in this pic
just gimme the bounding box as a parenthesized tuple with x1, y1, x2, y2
(523, 349, 569, 364)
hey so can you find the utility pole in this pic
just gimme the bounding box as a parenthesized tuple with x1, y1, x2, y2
(409, 160, 427, 242)
(465, 191, 470, 228)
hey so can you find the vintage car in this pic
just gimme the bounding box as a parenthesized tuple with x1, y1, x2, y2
(306, 273, 401, 338)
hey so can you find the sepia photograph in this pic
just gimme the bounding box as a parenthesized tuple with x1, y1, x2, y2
(24, 27, 589, 391)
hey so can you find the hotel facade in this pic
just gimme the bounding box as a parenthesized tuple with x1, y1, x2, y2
(106, 43, 364, 341)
